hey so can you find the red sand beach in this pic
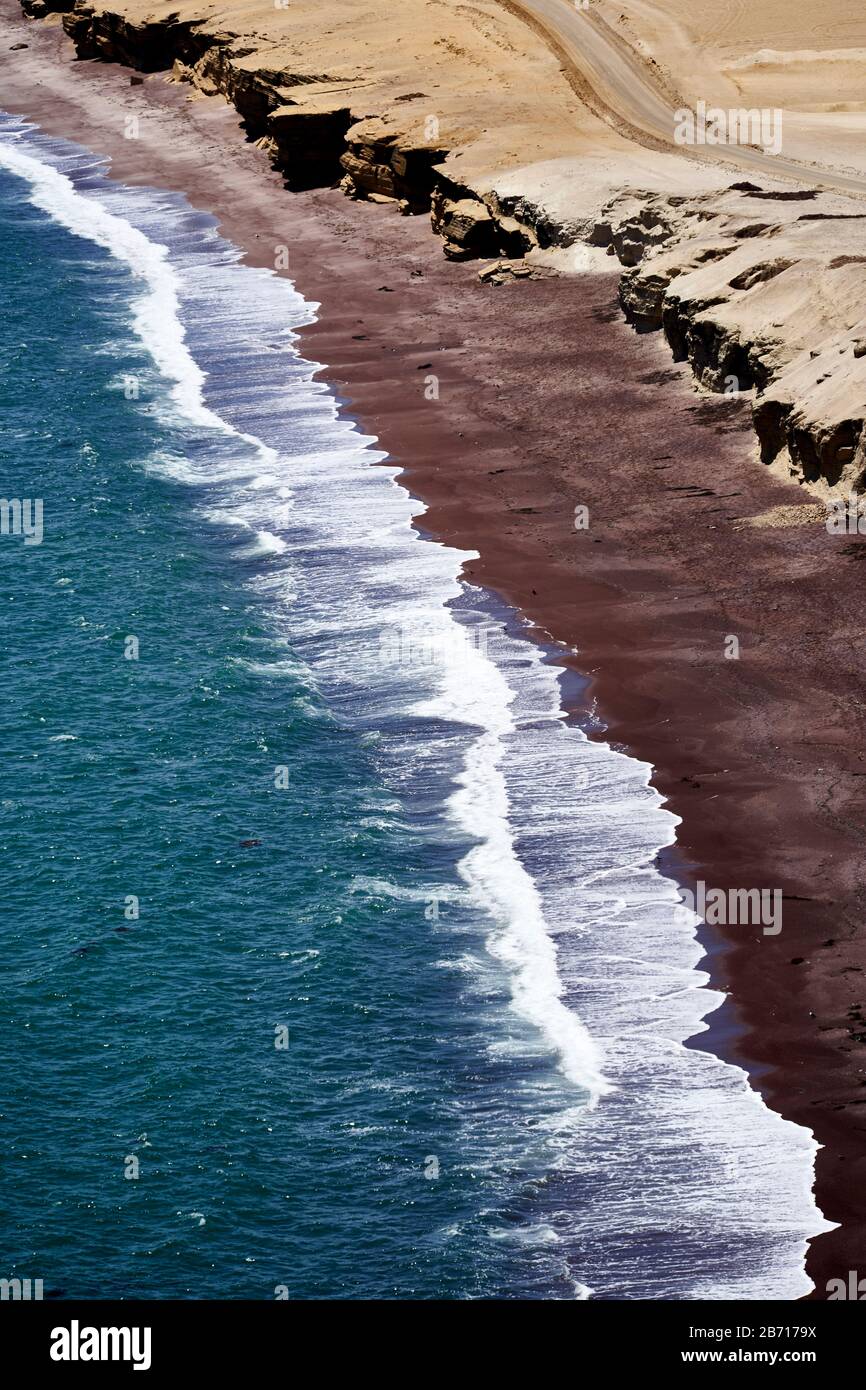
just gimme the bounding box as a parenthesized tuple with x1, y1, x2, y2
(4, 1, 866, 1295)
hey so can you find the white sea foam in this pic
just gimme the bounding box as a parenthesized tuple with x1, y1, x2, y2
(0, 134, 276, 468)
(349, 875, 466, 906)
(419, 634, 612, 1101)
(0, 113, 835, 1299)
(240, 529, 288, 558)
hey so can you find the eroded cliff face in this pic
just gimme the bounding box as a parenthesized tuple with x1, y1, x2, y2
(19, 0, 866, 496)
(48, 0, 554, 250)
(603, 187, 866, 492)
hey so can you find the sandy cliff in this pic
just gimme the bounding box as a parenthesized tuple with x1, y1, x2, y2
(15, 0, 866, 492)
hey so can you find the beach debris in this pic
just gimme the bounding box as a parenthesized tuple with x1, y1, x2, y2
(478, 260, 533, 285)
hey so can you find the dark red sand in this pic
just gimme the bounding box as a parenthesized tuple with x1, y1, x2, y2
(4, 2, 866, 1296)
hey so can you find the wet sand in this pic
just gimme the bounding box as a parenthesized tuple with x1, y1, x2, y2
(3, 2, 866, 1296)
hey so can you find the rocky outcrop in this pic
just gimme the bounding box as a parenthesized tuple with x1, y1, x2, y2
(62, 4, 203, 70)
(339, 120, 448, 211)
(21, 0, 74, 15)
(429, 179, 536, 261)
(51, 2, 540, 243)
(600, 186, 866, 493)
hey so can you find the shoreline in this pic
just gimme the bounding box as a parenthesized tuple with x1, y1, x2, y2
(4, 4, 866, 1294)
(1, 109, 824, 1300)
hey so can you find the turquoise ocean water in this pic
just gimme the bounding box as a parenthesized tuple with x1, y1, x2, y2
(0, 114, 829, 1300)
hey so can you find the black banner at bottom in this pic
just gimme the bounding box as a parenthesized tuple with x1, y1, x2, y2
(0, 1297, 857, 1376)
